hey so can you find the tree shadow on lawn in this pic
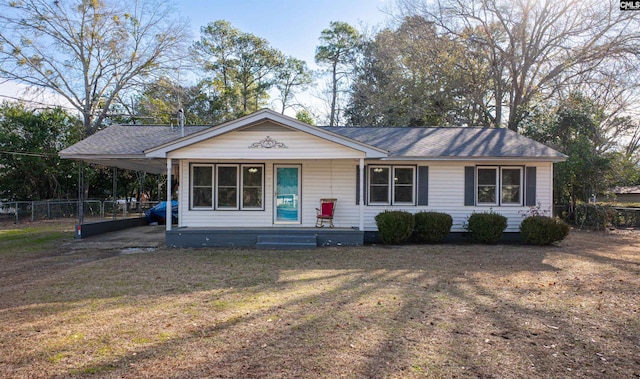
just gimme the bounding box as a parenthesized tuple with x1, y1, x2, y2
(0, 244, 564, 378)
(0, 243, 559, 310)
(556, 230, 640, 275)
(5, 233, 639, 378)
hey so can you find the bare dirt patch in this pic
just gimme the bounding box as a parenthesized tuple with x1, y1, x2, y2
(0, 225, 638, 378)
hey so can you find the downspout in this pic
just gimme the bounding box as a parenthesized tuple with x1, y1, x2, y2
(166, 158, 172, 232)
(359, 158, 364, 232)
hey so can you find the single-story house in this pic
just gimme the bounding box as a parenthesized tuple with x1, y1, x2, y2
(610, 186, 640, 203)
(60, 109, 566, 247)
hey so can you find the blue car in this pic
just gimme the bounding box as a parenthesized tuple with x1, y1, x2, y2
(145, 201, 178, 224)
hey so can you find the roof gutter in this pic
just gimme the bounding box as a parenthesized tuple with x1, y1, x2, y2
(375, 155, 568, 163)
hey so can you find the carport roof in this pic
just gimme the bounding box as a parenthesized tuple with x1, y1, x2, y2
(59, 124, 208, 173)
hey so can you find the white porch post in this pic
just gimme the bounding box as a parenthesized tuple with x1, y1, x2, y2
(359, 158, 364, 231)
(166, 158, 172, 232)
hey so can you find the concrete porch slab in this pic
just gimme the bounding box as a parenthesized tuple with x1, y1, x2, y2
(166, 227, 364, 248)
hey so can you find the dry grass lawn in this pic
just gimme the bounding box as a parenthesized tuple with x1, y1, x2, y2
(0, 220, 639, 378)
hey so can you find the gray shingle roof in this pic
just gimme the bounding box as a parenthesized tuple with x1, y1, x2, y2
(612, 186, 640, 194)
(322, 126, 566, 159)
(59, 124, 209, 156)
(60, 122, 565, 161)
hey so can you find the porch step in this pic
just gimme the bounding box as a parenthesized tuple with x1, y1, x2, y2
(256, 234, 317, 250)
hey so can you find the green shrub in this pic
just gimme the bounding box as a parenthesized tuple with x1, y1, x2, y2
(414, 211, 453, 243)
(374, 210, 415, 244)
(520, 216, 570, 245)
(466, 211, 508, 243)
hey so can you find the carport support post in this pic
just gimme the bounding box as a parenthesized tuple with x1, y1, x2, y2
(166, 158, 172, 232)
(112, 167, 117, 220)
(78, 163, 84, 225)
(359, 158, 364, 232)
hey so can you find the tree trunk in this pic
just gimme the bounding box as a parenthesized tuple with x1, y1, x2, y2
(330, 60, 338, 126)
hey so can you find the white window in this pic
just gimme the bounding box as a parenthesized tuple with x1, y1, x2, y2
(393, 166, 415, 204)
(216, 165, 238, 209)
(476, 166, 523, 206)
(501, 167, 522, 205)
(191, 163, 264, 210)
(368, 166, 390, 204)
(477, 167, 498, 205)
(241, 165, 264, 209)
(191, 164, 214, 209)
(368, 165, 415, 205)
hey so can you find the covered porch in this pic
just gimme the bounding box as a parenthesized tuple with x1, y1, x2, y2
(59, 110, 384, 247)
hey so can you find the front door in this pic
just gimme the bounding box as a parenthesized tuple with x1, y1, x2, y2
(274, 165, 301, 224)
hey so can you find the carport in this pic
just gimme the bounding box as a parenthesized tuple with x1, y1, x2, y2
(59, 124, 208, 238)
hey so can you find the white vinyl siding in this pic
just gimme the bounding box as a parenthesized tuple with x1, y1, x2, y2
(178, 159, 553, 233)
(179, 159, 359, 228)
(168, 125, 366, 160)
(360, 161, 553, 233)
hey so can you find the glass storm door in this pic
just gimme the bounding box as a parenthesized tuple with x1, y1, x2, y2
(274, 165, 301, 224)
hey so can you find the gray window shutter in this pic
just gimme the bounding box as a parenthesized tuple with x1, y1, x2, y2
(464, 166, 475, 206)
(418, 166, 429, 205)
(525, 166, 537, 206)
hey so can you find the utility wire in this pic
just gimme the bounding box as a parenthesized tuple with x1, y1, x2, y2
(0, 150, 57, 157)
(0, 94, 77, 112)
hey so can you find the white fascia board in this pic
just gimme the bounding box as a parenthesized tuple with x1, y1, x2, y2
(144, 109, 388, 159)
(59, 153, 146, 160)
(377, 155, 568, 162)
(58, 154, 167, 174)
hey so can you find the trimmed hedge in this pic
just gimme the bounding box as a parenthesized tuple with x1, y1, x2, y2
(520, 216, 570, 245)
(414, 211, 452, 243)
(374, 210, 414, 244)
(466, 212, 508, 243)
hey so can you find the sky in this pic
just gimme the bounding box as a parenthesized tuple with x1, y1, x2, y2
(179, 0, 393, 70)
(0, 0, 394, 116)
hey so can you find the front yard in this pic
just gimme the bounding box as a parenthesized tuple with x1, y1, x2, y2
(0, 221, 638, 378)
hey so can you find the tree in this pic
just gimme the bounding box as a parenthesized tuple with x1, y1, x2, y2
(0, 0, 190, 136)
(193, 20, 241, 116)
(295, 109, 316, 125)
(235, 33, 284, 113)
(193, 20, 294, 119)
(274, 57, 313, 114)
(522, 94, 612, 216)
(346, 16, 469, 126)
(112, 76, 215, 125)
(396, 0, 640, 131)
(315, 21, 361, 126)
(0, 102, 83, 200)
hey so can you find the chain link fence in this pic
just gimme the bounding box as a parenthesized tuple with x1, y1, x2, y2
(554, 204, 640, 230)
(0, 199, 161, 223)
